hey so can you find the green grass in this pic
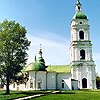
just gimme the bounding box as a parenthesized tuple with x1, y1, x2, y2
(32, 90, 100, 100)
(0, 90, 100, 100)
(0, 90, 49, 100)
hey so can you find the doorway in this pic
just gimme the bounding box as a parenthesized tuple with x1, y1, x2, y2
(82, 78, 87, 88)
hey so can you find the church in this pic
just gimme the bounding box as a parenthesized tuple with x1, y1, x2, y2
(9, 0, 96, 90)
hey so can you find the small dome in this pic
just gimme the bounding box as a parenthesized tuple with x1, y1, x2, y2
(24, 62, 46, 72)
(24, 46, 47, 72)
(73, 12, 87, 19)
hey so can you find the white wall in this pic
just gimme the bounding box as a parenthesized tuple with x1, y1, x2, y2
(71, 80, 78, 90)
(57, 73, 71, 90)
(29, 71, 47, 90)
(8, 71, 72, 91)
(47, 72, 56, 90)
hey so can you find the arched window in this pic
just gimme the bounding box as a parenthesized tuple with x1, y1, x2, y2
(79, 31, 84, 39)
(62, 80, 64, 88)
(30, 78, 33, 88)
(80, 50, 85, 60)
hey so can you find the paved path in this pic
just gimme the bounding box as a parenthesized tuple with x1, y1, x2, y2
(13, 90, 60, 100)
(51, 91, 60, 94)
(13, 94, 44, 100)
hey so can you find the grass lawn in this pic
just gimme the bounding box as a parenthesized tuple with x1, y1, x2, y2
(0, 90, 48, 100)
(0, 90, 100, 100)
(33, 90, 100, 100)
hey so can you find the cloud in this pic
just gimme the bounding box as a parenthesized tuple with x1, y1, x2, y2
(26, 32, 70, 65)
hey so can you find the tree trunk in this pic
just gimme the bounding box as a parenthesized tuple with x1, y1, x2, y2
(6, 75, 10, 94)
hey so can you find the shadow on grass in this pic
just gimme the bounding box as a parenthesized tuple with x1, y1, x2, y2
(2, 91, 48, 95)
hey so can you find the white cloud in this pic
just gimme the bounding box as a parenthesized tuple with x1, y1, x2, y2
(26, 32, 70, 65)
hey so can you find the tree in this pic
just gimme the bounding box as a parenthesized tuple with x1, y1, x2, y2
(0, 19, 30, 94)
(96, 75, 100, 89)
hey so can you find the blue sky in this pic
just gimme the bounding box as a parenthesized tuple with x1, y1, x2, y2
(0, 0, 100, 74)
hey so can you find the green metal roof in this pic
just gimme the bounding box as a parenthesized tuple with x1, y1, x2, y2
(46, 65, 71, 73)
(24, 62, 46, 72)
(24, 64, 71, 73)
(73, 11, 87, 19)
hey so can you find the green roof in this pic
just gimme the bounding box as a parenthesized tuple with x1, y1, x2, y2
(46, 65, 71, 73)
(73, 11, 87, 19)
(24, 64, 71, 73)
(24, 62, 46, 72)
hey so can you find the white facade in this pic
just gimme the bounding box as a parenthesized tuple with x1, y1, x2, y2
(9, 71, 72, 90)
(28, 71, 72, 90)
(70, 0, 96, 89)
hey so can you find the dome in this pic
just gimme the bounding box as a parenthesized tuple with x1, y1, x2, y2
(24, 46, 47, 72)
(24, 62, 46, 72)
(73, 12, 87, 19)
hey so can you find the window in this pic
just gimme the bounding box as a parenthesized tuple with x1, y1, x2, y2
(62, 80, 64, 88)
(30, 78, 33, 88)
(79, 31, 84, 39)
(13, 83, 15, 88)
(38, 82, 41, 89)
(38, 81, 42, 89)
(80, 22, 82, 24)
(25, 83, 26, 88)
(80, 50, 85, 60)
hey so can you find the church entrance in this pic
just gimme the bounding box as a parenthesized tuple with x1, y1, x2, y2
(82, 78, 87, 88)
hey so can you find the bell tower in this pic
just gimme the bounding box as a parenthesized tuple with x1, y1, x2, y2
(70, 0, 96, 89)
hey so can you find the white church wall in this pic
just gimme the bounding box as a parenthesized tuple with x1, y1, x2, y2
(9, 83, 17, 90)
(35, 71, 46, 90)
(57, 73, 71, 90)
(8, 82, 27, 91)
(18, 84, 26, 90)
(72, 64, 96, 89)
(28, 71, 47, 90)
(28, 71, 36, 90)
(71, 80, 78, 90)
(47, 72, 56, 90)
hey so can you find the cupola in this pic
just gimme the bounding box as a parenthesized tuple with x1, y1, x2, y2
(73, 0, 87, 19)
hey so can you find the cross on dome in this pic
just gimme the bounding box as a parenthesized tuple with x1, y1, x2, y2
(76, 0, 82, 12)
(38, 44, 43, 57)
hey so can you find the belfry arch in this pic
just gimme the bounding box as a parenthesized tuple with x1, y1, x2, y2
(79, 30, 84, 39)
(80, 49, 85, 60)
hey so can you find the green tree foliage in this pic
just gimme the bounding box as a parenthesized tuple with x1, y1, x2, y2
(0, 19, 30, 94)
(96, 75, 100, 89)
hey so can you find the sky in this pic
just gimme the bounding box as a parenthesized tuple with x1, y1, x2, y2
(0, 0, 100, 74)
